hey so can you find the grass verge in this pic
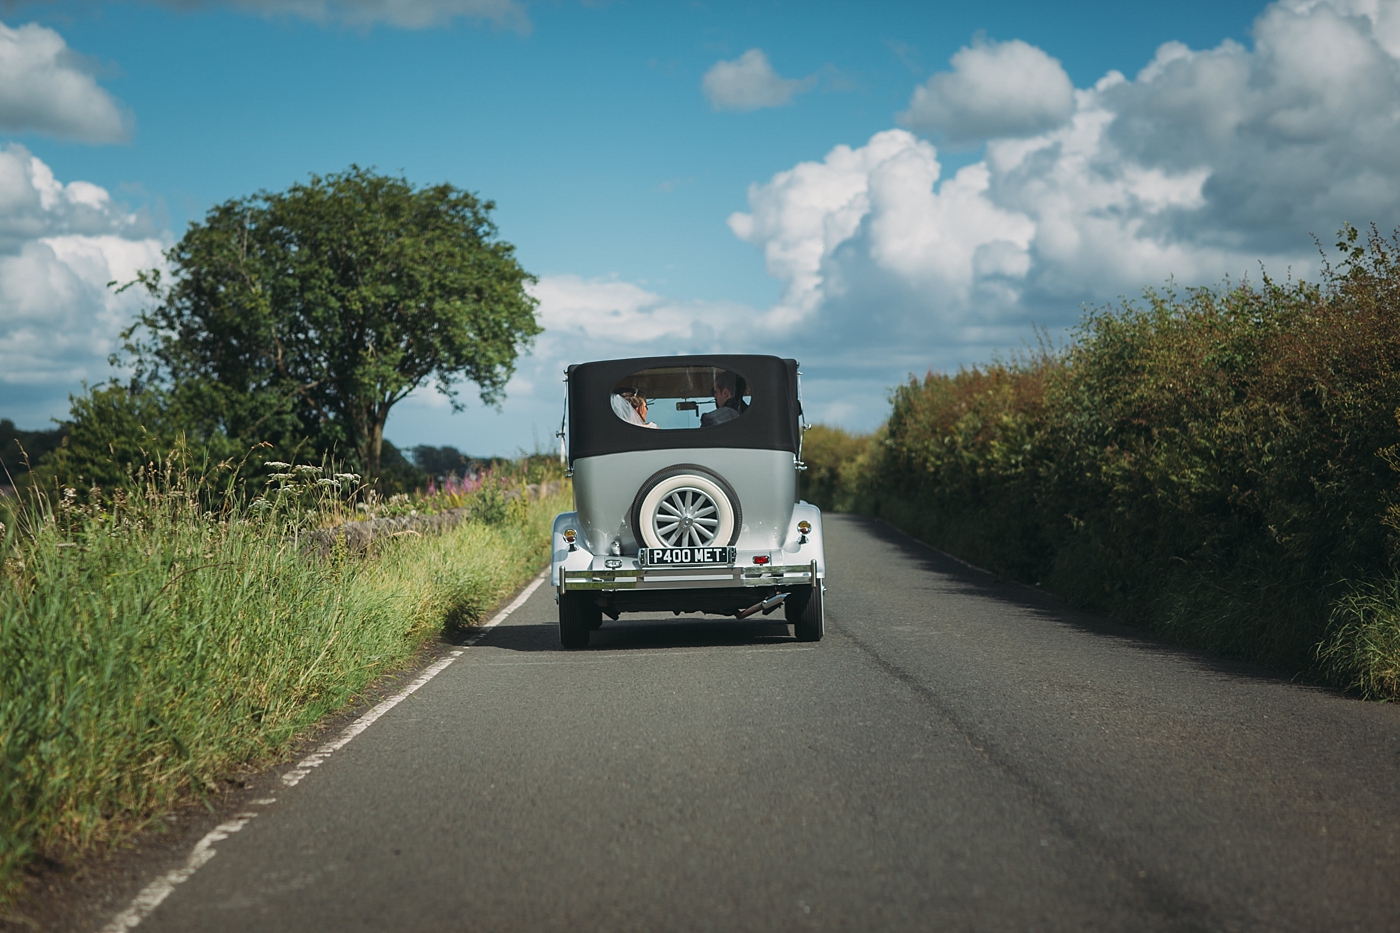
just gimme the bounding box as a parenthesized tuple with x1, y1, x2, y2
(0, 475, 569, 903)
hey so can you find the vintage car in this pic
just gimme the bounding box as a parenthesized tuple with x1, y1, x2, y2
(552, 354, 825, 648)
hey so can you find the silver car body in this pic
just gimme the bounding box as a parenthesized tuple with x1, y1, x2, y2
(551, 358, 825, 617)
(572, 447, 797, 556)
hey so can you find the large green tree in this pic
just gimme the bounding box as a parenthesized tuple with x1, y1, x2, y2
(122, 166, 540, 477)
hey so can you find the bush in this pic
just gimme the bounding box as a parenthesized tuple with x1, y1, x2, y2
(25, 381, 433, 499)
(799, 425, 875, 513)
(28, 384, 221, 493)
(862, 353, 1056, 579)
(851, 225, 1400, 694)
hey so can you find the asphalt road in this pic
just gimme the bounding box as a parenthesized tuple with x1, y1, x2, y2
(128, 515, 1400, 932)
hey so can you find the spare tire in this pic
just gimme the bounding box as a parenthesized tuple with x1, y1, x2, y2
(631, 465, 742, 550)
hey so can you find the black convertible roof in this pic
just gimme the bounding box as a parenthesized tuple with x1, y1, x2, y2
(566, 354, 801, 463)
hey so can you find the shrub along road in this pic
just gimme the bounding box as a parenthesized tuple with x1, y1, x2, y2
(119, 515, 1400, 931)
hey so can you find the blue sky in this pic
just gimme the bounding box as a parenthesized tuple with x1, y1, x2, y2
(3, 0, 1398, 455)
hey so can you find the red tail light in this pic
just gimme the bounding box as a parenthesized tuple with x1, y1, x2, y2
(752, 555, 770, 565)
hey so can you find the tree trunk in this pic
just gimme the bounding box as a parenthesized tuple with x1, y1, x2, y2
(365, 416, 385, 480)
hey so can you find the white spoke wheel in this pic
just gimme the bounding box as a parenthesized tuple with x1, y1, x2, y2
(633, 468, 740, 550)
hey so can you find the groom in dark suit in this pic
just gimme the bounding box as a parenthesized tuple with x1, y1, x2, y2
(701, 371, 744, 426)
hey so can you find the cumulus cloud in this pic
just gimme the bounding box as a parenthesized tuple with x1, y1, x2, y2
(176, 0, 530, 32)
(394, 0, 1400, 449)
(702, 49, 816, 111)
(0, 21, 130, 142)
(534, 276, 698, 345)
(0, 147, 156, 252)
(727, 0, 1399, 368)
(1101, 0, 1400, 251)
(0, 146, 167, 426)
(729, 130, 1037, 333)
(899, 39, 1074, 144)
(529, 274, 776, 350)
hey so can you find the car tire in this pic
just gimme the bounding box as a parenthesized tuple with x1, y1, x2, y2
(631, 465, 742, 550)
(558, 592, 596, 649)
(786, 583, 824, 642)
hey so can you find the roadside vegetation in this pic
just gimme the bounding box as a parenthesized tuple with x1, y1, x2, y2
(0, 452, 567, 902)
(0, 165, 557, 907)
(800, 225, 1400, 700)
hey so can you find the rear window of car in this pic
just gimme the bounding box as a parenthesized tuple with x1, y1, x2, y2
(612, 365, 752, 430)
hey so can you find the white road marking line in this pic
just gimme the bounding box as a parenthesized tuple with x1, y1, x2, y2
(97, 814, 258, 933)
(284, 568, 546, 786)
(278, 654, 457, 788)
(99, 569, 549, 932)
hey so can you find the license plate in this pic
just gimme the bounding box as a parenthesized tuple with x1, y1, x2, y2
(640, 546, 735, 566)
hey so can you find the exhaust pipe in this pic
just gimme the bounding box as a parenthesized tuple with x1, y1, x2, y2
(736, 592, 790, 620)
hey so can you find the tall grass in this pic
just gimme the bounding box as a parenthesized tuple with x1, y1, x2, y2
(0, 458, 566, 899)
(808, 225, 1400, 697)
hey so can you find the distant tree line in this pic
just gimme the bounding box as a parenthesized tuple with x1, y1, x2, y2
(0, 421, 68, 491)
(0, 415, 494, 499)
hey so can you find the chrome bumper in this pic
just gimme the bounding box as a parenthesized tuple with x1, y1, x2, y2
(560, 559, 818, 592)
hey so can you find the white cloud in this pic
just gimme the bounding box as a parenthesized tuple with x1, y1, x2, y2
(529, 274, 777, 349)
(899, 39, 1074, 144)
(0, 146, 167, 426)
(1101, 0, 1400, 248)
(702, 49, 816, 112)
(0, 237, 163, 385)
(0, 146, 157, 253)
(533, 276, 695, 345)
(728, 129, 1041, 343)
(729, 0, 1400, 361)
(0, 21, 129, 143)
(387, 0, 1400, 450)
(191, 0, 529, 31)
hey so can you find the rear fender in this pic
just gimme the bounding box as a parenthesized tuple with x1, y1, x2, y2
(779, 501, 826, 580)
(552, 511, 594, 591)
